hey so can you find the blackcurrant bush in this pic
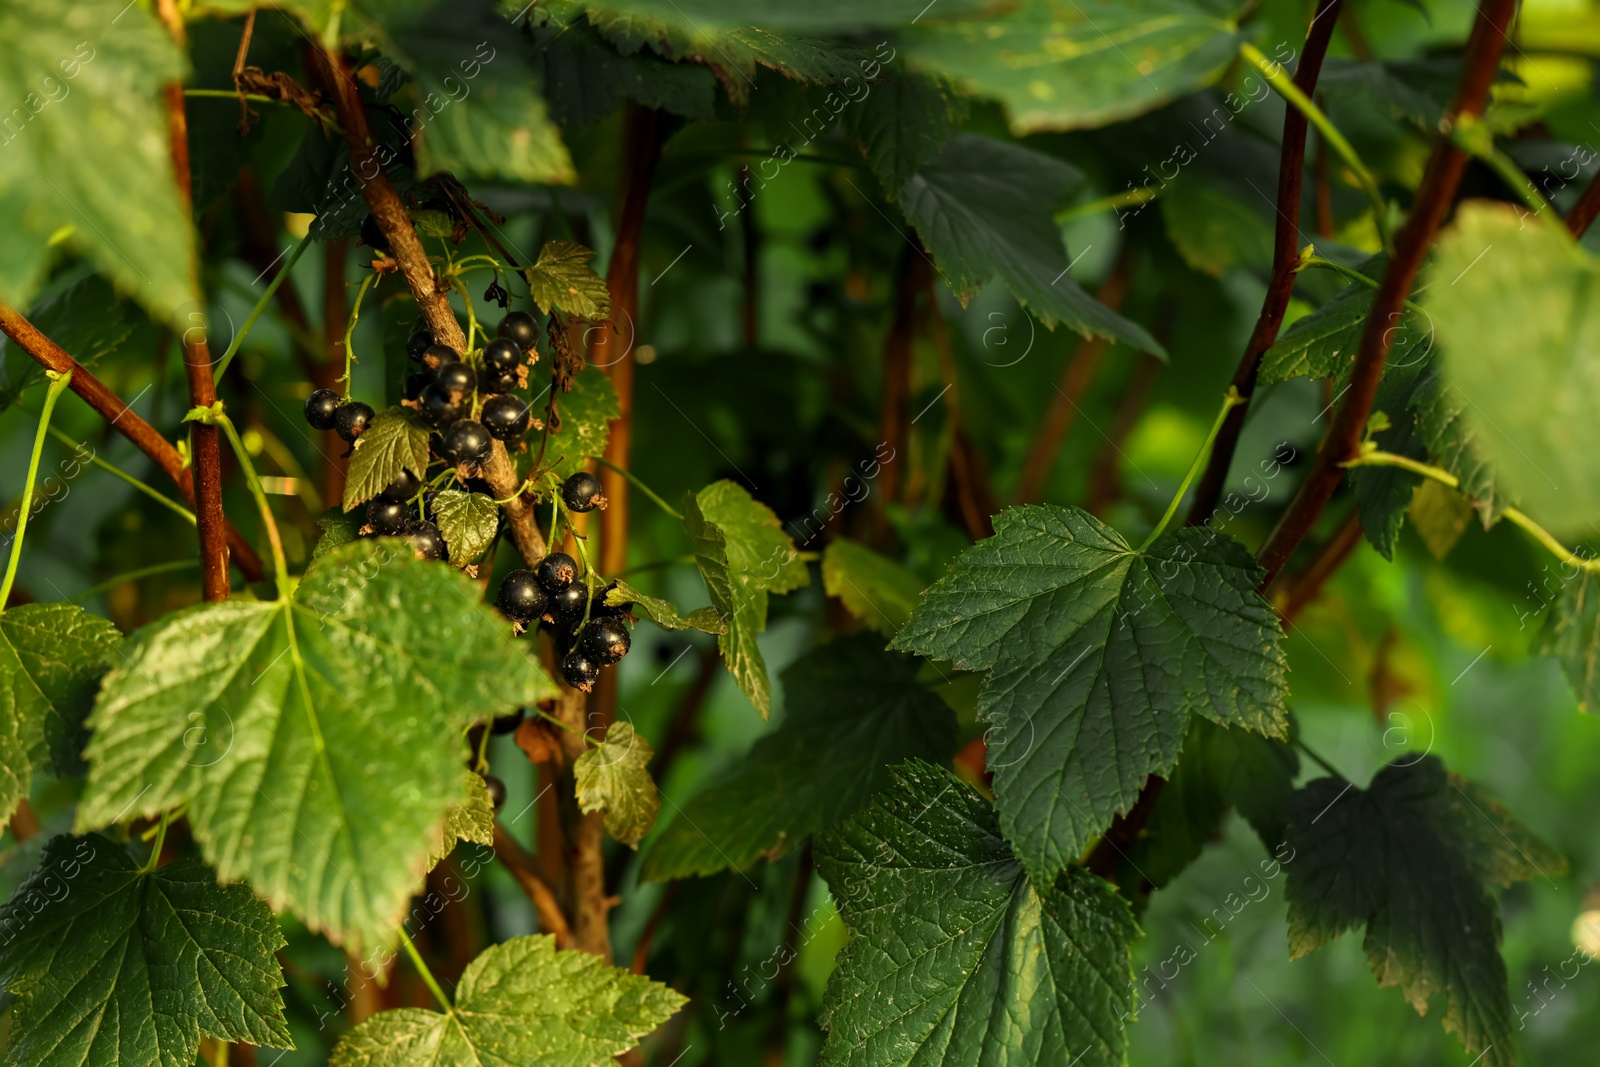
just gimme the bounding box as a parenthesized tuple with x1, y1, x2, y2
(303, 388, 341, 431)
(406, 328, 434, 362)
(580, 616, 630, 665)
(440, 420, 493, 469)
(549, 583, 587, 621)
(402, 518, 447, 561)
(359, 213, 390, 253)
(366, 495, 410, 535)
(418, 383, 464, 428)
(483, 337, 521, 375)
(560, 649, 600, 692)
(334, 401, 375, 442)
(497, 568, 549, 622)
(497, 311, 538, 351)
(481, 367, 519, 395)
(537, 552, 578, 592)
(481, 394, 531, 441)
(421, 343, 459, 370)
(404, 371, 432, 401)
(491, 708, 525, 735)
(380, 468, 422, 502)
(561, 470, 604, 513)
(482, 773, 507, 813)
(436, 360, 477, 398)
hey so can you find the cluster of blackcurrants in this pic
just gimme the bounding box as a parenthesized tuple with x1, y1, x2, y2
(360, 467, 446, 561)
(403, 311, 539, 473)
(496, 544, 631, 692)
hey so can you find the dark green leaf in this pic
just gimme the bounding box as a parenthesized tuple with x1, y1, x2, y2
(1160, 176, 1274, 277)
(603, 579, 727, 633)
(431, 489, 500, 566)
(0, 275, 145, 410)
(842, 70, 965, 199)
(643, 636, 957, 880)
(1538, 569, 1600, 713)
(545, 365, 620, 478)
(342, 407, 430, 512)
(816, 761, 1138, 1067)
(891, 504, 1288, 883)
(0, 833, 291, 1066)
(528, 10, 717, 127)
(311, 508, 363, 566)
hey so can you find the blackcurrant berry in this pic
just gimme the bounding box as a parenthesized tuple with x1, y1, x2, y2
(334, 401, 375, 442)
(580, 616, 630, 665)
(490, 707, 525, 735)
(404, 371, 432, 401)
(537, 552, 578, 592)
(483, 337, 521, 375)
(435, 360, 476, 398)
(549, 583, 587, 621)
(560, 649, 600, 692)
(481, 394, 531, 441)
(380, 468, 422, 502)
(359, 213, 390, 253)
(303, 388, 341, 431)
(366, 495, 410, 535)
(481, 367, 519, 395)
(440, 420, 493, 469)
(406, 328, 434, 362)
(482, 773, 507, 813)
(421, 343, 459, 370)
(497, 311, 538, 351)
(561, 470, 604, 513)
(402, 518, 447, 561)
(418, 383, 464, 428)
(497, 568, 549, 622)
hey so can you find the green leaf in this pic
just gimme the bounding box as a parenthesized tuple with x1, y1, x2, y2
(603, 579, 727, 633)
(1284, 756, 1566, 1067)
(522, 240, 611, 320)
(1350, 363, 1430, 560)
(328, 934, 686, 1066)
(1160, 176, 1274, 277)
(0, 604, 120, 825)
(76, 540, 556, 954)
(1258, 255, 1434, 385)
(0, 0, 194, 321)
(816, 761, 1139, 1067)
(342, 407, 430, 512)
(891, 504, 1288, 883)
(643, 636, 957, 881)
(574, 721, 658, 848)
(311, 508, 363, 566)
(842, 71, 964, 198)
(386, 0, 576, 186)
(0, 833, 291, 1066)
(903, 0, 1242, 134)
(1409, 478, 1474, 560)
(1429, 204, 1600, 535)
(1538, 569, 1600, 713)
(683, 480, 808, 717)
(545, 365, 620, 479)
(425, 770, 496, 872)
(902, 133, 1163, 353)
(0, 275, 145, 410)
(431, 489, 500, 567)
(1412, 364, 1514, 526)
(564, 0, 991, 30)
(820, 538, 925, 636)
(528, 10, 717, 127)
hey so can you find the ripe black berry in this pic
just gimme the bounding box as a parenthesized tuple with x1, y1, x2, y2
(580, 616, 630, 665)
(359, 213, 390, 253)
(560, 649, 600, 692)
(366, 495, 410, 535)
(421, 343, 459, 370)
(482, 773, 507, 813)
(406, 328, 433, 362)
(483, 338, 521, 375)
(481, 395, 531, 441)
(491, 707, 525, 735)
(402, 518, 446, 561)
(497, 568, 549, 622)
(497, 311, 538, 351)
(561, 470, 604, 513)
(549, 583, 588, 621)
(380, 468, 422, 502)
(440, 420, 493, 469)
(537, 552, 578, 592)
(303, 388, 341, 431)
(334, 401, 375, 442)
(404, 371, 432, 401)
(436, 360, 476, 398)
(419, 383, 464, 428)
(481, 367, 519, 395)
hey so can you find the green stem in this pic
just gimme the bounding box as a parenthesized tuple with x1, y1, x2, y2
(1240, 41, 1392, 248)
(42, 425, 197, 525)
(593, 456, 682, 519)
(141, 810, 172, 873)
(213, 413, 291, 593)
(215, 233, 314, 381)
(1140, 388, 1243, 550)
(0, 372, 71, 611)
(183, 89, 342, 132)
(1293, 737, 1346, 780)
(1343, 448, 1597, 570)
(1449, 113, 1559, 222)
(341, 273, 377, 397)
(1300, 256, 1430, 316)
(71, 560, 199, 603)
(473, 718, 492, 773)
(1054, 185, 1160, 224)
(399, 926, 453, 1014)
